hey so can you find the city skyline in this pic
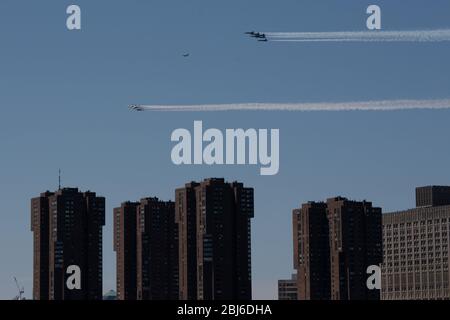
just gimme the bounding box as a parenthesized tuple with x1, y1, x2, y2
(31, 178, 254, 300)
(26, 180, 450, 300)
(1, 0, 450, 300)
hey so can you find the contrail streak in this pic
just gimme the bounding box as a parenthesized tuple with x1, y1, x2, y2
(130, 99, 450, 112)
(263, 29, 450, 42)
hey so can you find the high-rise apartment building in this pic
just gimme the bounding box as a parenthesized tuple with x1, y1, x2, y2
(136, 197, 179, 300)
(31, 188, 105, 300)
(175, 178, 254, 300)
(114, 201, 139, 300)
(31, 191, 52, 300)
(114, 198, 178, 300)
(175, 182, 199, 300)
(327, 197, 382, 300)
(382, 186, 450, 300)
(293, 202, 330, 300)
(292, 197, 382, 300)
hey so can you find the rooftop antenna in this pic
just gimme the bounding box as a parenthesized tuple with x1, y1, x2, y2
(58, 169, 61, 190)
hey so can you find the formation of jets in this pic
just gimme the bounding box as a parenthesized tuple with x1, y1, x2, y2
(245, 31, 268, 42)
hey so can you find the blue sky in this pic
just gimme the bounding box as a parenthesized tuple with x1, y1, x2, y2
(1, 0, 450, 299)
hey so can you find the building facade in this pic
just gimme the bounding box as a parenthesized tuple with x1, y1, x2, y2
(278, 274, 298, 300)
(175, 182, 199, 300)
(114, 198, 179, 300)
(114, 201, 139, 300)
(136, 197, 179, 300)
(416, 186, 450, 208)
(327, 197, 383, 300)
(293, 202, 330, 300)
(31, 188, 105, 300)
(176, 178, 254, 300)
(382, 187, 450, 300)
(292, 197, 382, 300)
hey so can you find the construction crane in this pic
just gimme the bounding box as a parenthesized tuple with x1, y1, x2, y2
(12, 277, 25, 300)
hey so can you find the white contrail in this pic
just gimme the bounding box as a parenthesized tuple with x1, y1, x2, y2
(130, 99, 450, 112)
(263, 29, 450, 42)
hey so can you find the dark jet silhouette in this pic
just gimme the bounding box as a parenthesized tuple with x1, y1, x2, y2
(245, 31, 267, 40)
(129, 105, 145, 112)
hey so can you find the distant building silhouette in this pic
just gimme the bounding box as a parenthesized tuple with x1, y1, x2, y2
(176, 178, 254, 300)
(293, 197, 382, 300)
(278, 274, 298, 300)
(382, 186, 450, 300)
(31, 188, 105, 300)
(114, 198, 178, 300)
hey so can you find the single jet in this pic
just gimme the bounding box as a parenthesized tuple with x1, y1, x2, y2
(129, 105, 145, 112)
(182, 53, 190, 57)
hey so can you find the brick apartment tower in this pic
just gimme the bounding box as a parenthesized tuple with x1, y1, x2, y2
(293, 202, 330, 300)
(175, 178, 254, 300)
(175, 182, 199, 300)
(114, 198, 178, 300)
(136, 198, 179, 300)
(113, 202, 139, 300)
(327, 197, 382, 300)
(293, 197, 382, 300)
(31, 188, 105, 300)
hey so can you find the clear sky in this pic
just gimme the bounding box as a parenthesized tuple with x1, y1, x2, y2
(1, 0, 450, 299)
